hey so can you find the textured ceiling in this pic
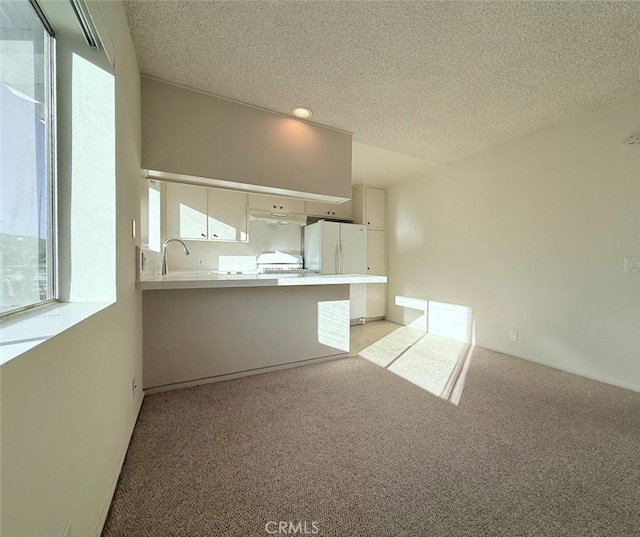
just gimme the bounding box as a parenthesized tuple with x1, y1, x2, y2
(123, 0, 640, 164)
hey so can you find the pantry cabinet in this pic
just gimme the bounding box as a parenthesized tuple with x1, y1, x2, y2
(366, 229, 386, 319)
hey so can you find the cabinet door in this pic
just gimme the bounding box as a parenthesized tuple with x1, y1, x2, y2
(366, 284, 387, 319)
(248, 194, 305, 214)
(366, 230, 386, 275)
(365, 188, 385, 230)
(306, 200, 352, 220)
(208, 189, 248, 242)
(165, 182, 208, 239)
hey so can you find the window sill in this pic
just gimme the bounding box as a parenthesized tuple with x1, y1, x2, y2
(0, 301, 114, 365)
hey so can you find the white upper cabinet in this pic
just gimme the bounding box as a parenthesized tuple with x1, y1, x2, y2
(165, 182, 247, 242)
(364, 188, 385, 229)
(208, 189, 248, 242)
(352, 185, 386, 230)
(165, 182, 208, 240)
(306, 200, 352, 220)
(248, 194, 305, 215)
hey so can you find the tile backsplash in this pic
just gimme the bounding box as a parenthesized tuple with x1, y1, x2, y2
(164, 220, 303, 272)
(136, 246, 161, 279)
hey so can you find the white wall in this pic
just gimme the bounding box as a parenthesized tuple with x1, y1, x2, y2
(0, 2, 143, 536)
(387, 95, 640, 391)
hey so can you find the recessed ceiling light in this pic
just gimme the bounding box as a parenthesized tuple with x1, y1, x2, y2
(292, 106, 312, 119)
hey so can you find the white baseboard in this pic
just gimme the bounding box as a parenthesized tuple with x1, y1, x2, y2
(501, 351, 640, 394)
(144, 353, 349, 395)
(387, 315, 640, 394)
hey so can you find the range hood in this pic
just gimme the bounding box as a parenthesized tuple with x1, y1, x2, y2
(249, 210, 307, 225)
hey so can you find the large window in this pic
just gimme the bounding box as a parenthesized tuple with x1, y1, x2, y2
(0, 0, 56, 316)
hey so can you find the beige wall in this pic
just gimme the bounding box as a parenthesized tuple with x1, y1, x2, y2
(141, 77, 352, 200)
(143, 285, 350, 390)
(387, 95, 640, 391)
(0, 2, 143, 536)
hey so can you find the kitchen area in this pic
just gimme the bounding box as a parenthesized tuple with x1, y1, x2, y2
(136, 78, 388, 393)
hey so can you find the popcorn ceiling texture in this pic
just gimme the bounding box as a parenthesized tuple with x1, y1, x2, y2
(123, 1, 640, 163)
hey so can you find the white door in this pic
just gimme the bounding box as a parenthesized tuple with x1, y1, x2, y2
(340, 224, 367, 274)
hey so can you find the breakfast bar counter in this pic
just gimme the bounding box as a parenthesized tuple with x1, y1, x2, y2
(137, 272, 387, 290)
(141, 272, 387, 393)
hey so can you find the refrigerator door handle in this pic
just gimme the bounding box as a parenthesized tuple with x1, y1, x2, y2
(335, 240, 340, 274)
(340, 240, 345, 274)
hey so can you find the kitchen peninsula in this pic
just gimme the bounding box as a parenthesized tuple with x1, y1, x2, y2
(139, 271, 386, 393)
(138, 77, 387, 393)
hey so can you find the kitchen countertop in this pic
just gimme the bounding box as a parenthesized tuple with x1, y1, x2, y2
(136, 272, 387, 290)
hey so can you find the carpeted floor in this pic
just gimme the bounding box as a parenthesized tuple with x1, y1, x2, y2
(102, 346, 640, 537)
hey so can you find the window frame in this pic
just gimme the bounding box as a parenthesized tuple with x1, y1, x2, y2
(0, 0, 58, 319)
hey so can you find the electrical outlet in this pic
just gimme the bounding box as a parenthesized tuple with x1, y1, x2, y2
(625, 257, 640, 272)
(132, 377, 138, 398)
(510, 330, 519, 342)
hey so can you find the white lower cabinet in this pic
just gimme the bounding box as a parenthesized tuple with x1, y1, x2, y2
(366, 285, 387, 319)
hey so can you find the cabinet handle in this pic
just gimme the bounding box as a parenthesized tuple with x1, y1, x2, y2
(367, 222, 371, 225)
(201, 233, 206, 237)
(213, 234, 218, 238)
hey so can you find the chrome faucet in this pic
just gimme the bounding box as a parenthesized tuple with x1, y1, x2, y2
(162, 238, 190, 275)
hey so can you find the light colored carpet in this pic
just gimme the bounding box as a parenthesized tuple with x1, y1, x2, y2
(102, 348, 640, 537)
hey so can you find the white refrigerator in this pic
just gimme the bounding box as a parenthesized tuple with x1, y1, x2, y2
(304, 221, 367, 322)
